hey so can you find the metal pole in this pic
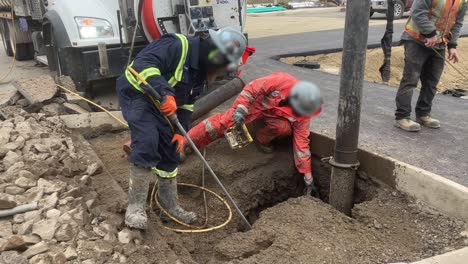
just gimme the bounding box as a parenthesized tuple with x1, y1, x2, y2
(329, 0, 370, 215)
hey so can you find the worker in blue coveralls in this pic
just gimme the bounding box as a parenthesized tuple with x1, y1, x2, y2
(116, 27, 247, 230)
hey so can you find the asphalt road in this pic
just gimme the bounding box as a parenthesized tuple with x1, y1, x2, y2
(244, 21, 468, 187)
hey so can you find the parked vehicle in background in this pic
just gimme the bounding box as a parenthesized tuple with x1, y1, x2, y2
(370, 0, 414, 19)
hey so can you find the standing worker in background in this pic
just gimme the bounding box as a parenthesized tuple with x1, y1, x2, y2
(185, 72, 323, 195)
(117, 27, 247, 229)
(395, 0, 467, 132)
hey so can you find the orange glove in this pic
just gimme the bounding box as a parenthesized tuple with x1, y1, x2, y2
(160, 95, 177, 117)
(171, 134, 185, 153)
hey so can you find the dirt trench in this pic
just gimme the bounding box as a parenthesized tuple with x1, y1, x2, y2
(87, 130, 467, 264)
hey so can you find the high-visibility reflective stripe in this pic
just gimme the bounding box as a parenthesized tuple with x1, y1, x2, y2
(203, 120, 218, 140)
(125, 69, 145, 93)
(240, 91, 255, 102)
(167, 34, 189, 88)
(152, 167, 178, 178)
(179, 104, 194, 112)
(295, 150, 311, 158)
(237, 104, 249, 114)
(139, 67, 161, 84)
(125, 61, 161, 93)
(126, 33, 189, 91)
(262, 97, 269, 109)
(288, 117, 296, 123)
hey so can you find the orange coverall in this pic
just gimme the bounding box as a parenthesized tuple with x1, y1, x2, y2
(187, 72, 321, 174)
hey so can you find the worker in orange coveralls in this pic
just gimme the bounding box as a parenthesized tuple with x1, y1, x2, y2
(185, 72, 323, 195)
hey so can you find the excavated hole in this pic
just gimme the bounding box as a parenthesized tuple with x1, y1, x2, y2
(242, 156, 379, 226)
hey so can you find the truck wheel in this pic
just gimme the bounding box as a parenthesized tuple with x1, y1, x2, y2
(45, 25, 62, 77)
(394, 0, 404, 19)
(1, 21, 14, 57)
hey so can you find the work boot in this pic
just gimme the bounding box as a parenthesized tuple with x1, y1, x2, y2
(157, 177, 197, 224)
(394, 118, 421, 132)
(125, 164, 151, 230)
(255, 140, 274, 153)
(416, 116, 441, 129)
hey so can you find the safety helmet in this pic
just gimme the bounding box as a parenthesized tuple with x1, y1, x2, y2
(208, 27, 247, 67)
(289, 81, 322, 116)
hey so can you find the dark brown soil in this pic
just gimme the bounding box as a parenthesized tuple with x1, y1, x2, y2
(87, 131, 467, 264)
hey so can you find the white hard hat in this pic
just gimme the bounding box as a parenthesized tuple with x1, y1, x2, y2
(289, 81, 322, 115)
(208, 27, 247, 66)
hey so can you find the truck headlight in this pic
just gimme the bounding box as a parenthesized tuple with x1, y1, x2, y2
(75, 17, 114, 39)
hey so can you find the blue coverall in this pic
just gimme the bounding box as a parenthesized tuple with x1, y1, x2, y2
(116, 34, 204, 178)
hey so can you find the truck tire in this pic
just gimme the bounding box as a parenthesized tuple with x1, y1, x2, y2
(1, 20, 14, 56)
(394, 0, 404, 19)
(45, 25, 62, 77)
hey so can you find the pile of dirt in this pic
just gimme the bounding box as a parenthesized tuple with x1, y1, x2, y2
(88, 131, 468, 264)
(281, 38, 468, 91)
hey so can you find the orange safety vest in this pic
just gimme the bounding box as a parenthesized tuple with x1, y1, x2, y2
(405, 0, 465, 44)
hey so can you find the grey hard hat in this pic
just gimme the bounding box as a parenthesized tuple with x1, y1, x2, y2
(208, 27, 247, 65)
(289, 81, 322, 115)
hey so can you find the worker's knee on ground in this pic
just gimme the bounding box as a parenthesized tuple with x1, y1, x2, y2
(265, 119, 292, 137)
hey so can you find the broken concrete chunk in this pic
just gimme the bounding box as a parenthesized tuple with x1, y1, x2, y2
(0, 83, 19, 107)
(32, 219, 58, 240)
(41, 103, 61, 116)
(0, 147, 9, 158)
(63, 246, 77, 260)
(15, 177, 37, 189)
(2, 151, 22, 169)
(5, 161, 25, 182)
(18, 170, 37, 180)
(29, 253, 52, 264)
(0, 221, 13, 239)
(0, 128, 11, 146)
(82, 259, 96, 264)
(45, 209, 61, 219)
(14, 75, 58, 105)
(22, 241, 49, 259)
(13, 214, 25, 224)
(0, 193, 16, 209)
(54, 224, 74, 242)
(0, 235, 27, 252)
(3, 142, 20, 151)
(17, 220, 34, 236)
(5, 186, 26, 195)
(118, 228, 134, 244)
(22, 235, 40, 245)
(95, 241, 114, 255)
(25, 187, 44, 203)
(37, 179, 66, 194)
(40, 192, 59, 210)
(93, 226, 107, 238)
(63, 103, 89, 114)
(86, 162, 102, 176)
(0, 250, 29, 264)
(49, 252, 66, 264)
(33, 144, 49, 153)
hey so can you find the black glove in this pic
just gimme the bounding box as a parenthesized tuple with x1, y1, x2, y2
(232, 106, 247, 128)
(304, 177, 319, 198)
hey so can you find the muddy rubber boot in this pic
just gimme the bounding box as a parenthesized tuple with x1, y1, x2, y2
(255, 140, 274, 154)
(416, 116, 440, 129)
(125, 164, 151, 230)
(394, 118, 421, 132)
(157, 177, 197, 224)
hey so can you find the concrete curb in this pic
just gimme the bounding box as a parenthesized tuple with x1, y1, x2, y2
(50, 111, 127, 130)
(309, 132, 468, 221)
(411, 247, 468, 264)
